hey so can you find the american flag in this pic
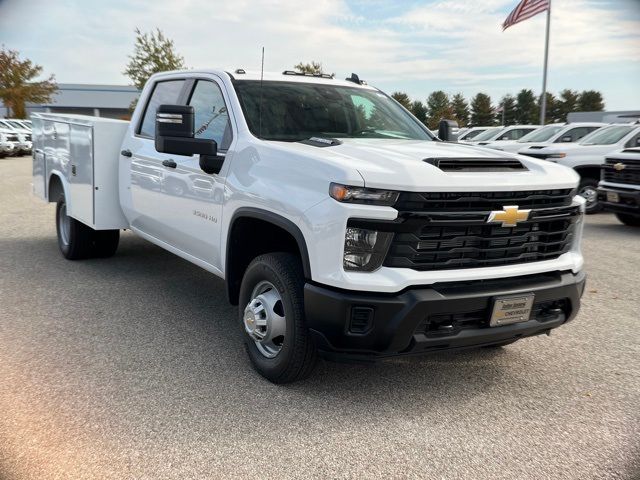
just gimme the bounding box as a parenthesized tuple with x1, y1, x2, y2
(502, 0, 550, 30)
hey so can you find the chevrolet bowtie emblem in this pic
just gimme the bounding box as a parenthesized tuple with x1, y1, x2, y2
(488, 205, 531, 227)
(613, 162, 626, 171)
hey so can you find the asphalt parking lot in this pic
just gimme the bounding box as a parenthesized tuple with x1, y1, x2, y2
(0, 155, 638, 480)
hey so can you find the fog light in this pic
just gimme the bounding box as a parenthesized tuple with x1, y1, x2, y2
(344, 226, 393, 271)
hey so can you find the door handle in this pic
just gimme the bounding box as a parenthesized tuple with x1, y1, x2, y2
(162, 159, 177, 168)
(121, 149, 132, 157)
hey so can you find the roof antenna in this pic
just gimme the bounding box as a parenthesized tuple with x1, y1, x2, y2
(259, 46, 264, 139)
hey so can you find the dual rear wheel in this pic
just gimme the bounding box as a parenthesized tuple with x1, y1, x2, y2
(56, 193, 119, 260)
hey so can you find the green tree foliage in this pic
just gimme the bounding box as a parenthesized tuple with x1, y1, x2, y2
(294, 61, 326, 75)
(515, 89, 538, 124)
(497, 94, 517, 126)
(450, 93, 470, 127)
(124, 28, 186, 91)
(426, 91, 454, 130)
(538, 92, 557, 124)
(470, 93, 494, 126)
(578, 90, 605, 112)
(556, 89, 579, 122)
(0, 46, 57, 118)
(391, 91, 412, 110)
(410, 100, 428, 125)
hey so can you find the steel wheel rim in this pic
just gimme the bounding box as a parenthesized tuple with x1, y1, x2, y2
(243, 280, 286, 358)
(59, 203, 71, 246)
(579, 185, 597, 207)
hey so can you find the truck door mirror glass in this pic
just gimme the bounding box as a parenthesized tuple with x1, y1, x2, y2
(155, 104, 219, 162)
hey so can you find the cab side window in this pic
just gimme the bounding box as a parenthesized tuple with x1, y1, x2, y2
(138, 80, 185, 138)
(188, 81, 232, 151)
(626, 131, 640, 148)
(562, 127, 591, 142)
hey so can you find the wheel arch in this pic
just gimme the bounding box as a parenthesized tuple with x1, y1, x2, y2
(225, 207, 311, 305)
(47, 171, 69, 203)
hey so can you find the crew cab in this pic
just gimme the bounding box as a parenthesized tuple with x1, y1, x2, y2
(597, 148, 640, 226)
(484, 123, 605, 154)
(518, 123, 640, 213)
(32, 69, 586, 383)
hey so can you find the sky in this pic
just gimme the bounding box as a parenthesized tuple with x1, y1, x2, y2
(0, 0, 639, 109)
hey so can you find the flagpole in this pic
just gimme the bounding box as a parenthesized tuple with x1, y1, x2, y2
(540, 0, 551, 125)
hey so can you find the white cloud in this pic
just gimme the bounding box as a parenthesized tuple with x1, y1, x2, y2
(0, 0, 638, 108)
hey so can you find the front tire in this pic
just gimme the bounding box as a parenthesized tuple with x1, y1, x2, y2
(577, 178, 601, 214)
(616, 213, 640, 227)
(239, 253, 317, 383)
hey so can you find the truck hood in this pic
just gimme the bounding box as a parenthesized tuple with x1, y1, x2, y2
(270, 138, 579, 191)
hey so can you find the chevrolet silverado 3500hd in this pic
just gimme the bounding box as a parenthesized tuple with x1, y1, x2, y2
(32, 69, 586, 383)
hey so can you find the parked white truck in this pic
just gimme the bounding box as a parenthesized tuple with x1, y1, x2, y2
(32, 69, 587, 383)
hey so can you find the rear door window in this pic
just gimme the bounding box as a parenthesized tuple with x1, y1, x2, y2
(138, 80, 185, 138)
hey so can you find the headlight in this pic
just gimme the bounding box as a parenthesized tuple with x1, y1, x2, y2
(547, 153, 566, 158)
(343, 226, 393, 272)
(330, 183, 399, 206)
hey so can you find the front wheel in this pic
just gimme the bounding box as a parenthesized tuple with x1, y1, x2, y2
(577, 178, 601, 214)
(238, 253, 317, 383)
(616, 213, 640, 227)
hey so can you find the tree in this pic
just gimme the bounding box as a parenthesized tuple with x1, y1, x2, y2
(470, 93, 494, 126)
(497, 94, 517, 126)
(556, 89, 579, 122)
(515, 89, 538, 124)
(426, 91, 453, 130)
(538, 92, 557, 124)
(410, 100, 428, 125)
(450, 93, 470, 127)
(124, 28, 186, 91)
(0, 46, 57, 119)
(391, 91, 412, 110)
(294, 61, 325, 75)
(578, 90, 605, 112)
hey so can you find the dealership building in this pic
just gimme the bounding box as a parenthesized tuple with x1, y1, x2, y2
(0, 83, 140, 119)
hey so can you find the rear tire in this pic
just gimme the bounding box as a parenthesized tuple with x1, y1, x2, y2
(616, 213, 640, 227)
(56, 194, 95, 259)
(55, 193, 119, 259)
(238, 252, 317, 383)
(577, 178, 601, 214)
(93, 230, 120, 258)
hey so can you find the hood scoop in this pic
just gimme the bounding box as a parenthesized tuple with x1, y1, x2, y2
(423, 157, 528, 172)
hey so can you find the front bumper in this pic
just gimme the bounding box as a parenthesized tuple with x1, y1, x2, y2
(597, 185, 640, 217)
(304, 270, 586, 361)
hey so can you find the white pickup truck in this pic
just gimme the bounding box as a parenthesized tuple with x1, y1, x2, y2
(32, 69, 586, 383)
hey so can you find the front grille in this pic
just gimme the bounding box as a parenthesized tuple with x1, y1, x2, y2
(395, 189, 572, 212)
(7, 135, 18, 142)
(602, 160, 640, 186)
(382, 190, 578, 271)
(25, 134, 31, 141)
(519, 152, 549, 160)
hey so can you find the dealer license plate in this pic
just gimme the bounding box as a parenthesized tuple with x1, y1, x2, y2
(490, 294, 535, 327)
(607, 192, 620, 203)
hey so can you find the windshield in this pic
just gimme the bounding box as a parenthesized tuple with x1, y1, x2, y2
(518, 124, 564, 143)
(233, 81, 434, 142)
(579, 125, 634, 145)
(472, 127, 503, 141)
(460, 128, 486, 140)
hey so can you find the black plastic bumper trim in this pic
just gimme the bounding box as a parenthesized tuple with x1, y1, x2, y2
(304, 271, 586, 361)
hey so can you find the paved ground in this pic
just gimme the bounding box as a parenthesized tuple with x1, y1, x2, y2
(0, 155, 638, 480)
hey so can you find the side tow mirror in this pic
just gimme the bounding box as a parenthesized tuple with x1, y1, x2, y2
(155, 104, 223, 174)
(438, 119, 459, 142)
